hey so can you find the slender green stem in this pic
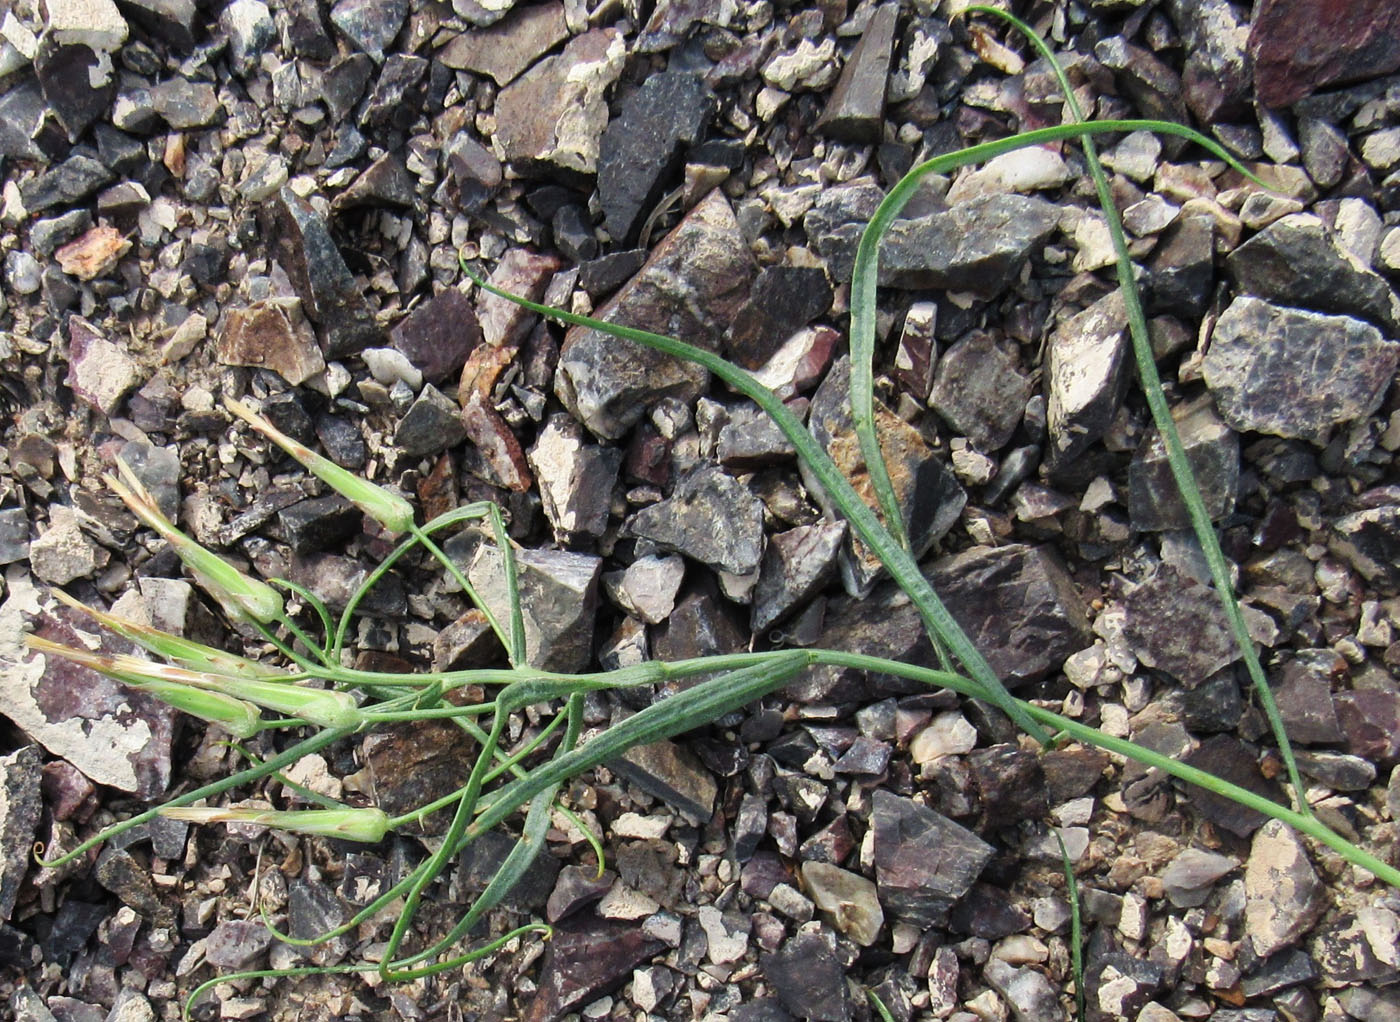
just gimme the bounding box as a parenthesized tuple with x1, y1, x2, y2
(966, 4, 1309, 817)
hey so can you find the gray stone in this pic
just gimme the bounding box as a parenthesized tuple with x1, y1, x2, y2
(204, 919, 273, 968)
(1246, 820, 1326, 958)
(1182, 735, 1285, 838)
(437, 1, 567, 85)
(495, 28, 624, 176)
(931, 332, 1033, 452)
(361, 54, 427, 130)
(20, 155, 113, 215)
(604, 555, 684, 626)
(395, 385, 467, 459)
(984, 958, 1066, 1022)
(611, 738, 716, 824)
(715, 401, 799, 470)
(150, 79, 221, 129)
(220, 0, 275, 73)
(871, 789, 993, 928)
(463, 543, 600, 673)
(1147, 214, 1214, 313)
(1294, 750, 1375, 790)
(623, 465, 764, 576)
(557, 190, 756, 439)
(1122, 565, 1238, 687)
(1330, 505, 1400, 593)
(818, 194, 1062, 295)
(0, 747, 41, 924)
(1161, 848, 1237, 908)
(332, 154, 417, 211)
(265, 186, 380, 358)
(4, 252, 41, 295)
(598, 71, 716, 244)
(1128, 397, 1238, 531)
(528, 415, 621, 542)
(1164, 0, 1251, 122)
(0, 80, 54, 162)
(801, 861, 883, 946)
(1273, 649, 1345, 744)
(929, 543, 1091, 688)
(29, 508, 98, 586)
(1226, 214, 1400, 333)
(815, 3, 898, 143)
(1204, 296, 1398, 445)
(1094, 35, 1190, 127)
(752, 522, 845, 634)
(1046, 291, 1128, 473)
(1311, 909, 1400, 983)
(1298, 116, 1349, 188)
(329, 0, 407, 61)
(0, 511, 29, 566)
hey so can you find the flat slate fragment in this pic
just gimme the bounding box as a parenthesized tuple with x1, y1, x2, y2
(528, 914, 666, 1022)
(871, 789, 994, 928)
(623, 464, 764, 576)
(611, 738, 717, 824)
(1121, 565, 1238, 686)
(468, 546, 601, 673)
(1329, 505, 1400, 593)
(0, 747, 41, 924)
(1204, 296, 1398, 445)
(761, 929, 851, 1022)
(815, 3, 898, 143)
(1128, 397, 1238, 531)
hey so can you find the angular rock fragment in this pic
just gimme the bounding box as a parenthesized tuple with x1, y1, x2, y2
(395, 385, 467, 459)
(495, 28, 624, 176)
(761, 930, 851, 1022)
(819, 194, 1061, 293)
(1249, 0, 1400, 107)
(22, 154, 113, 216)
(1128, 398, 1239, 531)
(468, 545, 601, 673)
(461, 392, 533, 492)
(438, 2, 568, 85)
(930, 543, 1091, 687)
(1161, 848, 1237, 908)
(2, 581, 176, 797)
(1226, 215, 1400, 334)
(728, 267, 834, 371)
(1165, 0, 1252, 122)
(332, 153, 417, 210)
(1121, 565, 1237, 687)
(390, 290, 481, 384)
(1094, 36, 1190, 126)
(529, 915, 665, 1022)
(1182, 736, 1285, 838)
(357, 720, 476, 834)
(598, 71, 716, 244)
(277, 495, 361, 555)
(815, 3, 898, 143)
(1148, 214, 1214, 313)
(984, 958, 1065, 1022)
(329, 0, 407, 61)
(217, 300, 326, 386)
(1333, 690, 1400, 766)
(529, 415, 621, 542)
(808, 358, 965, 595)
(611, 739, 716, 824)
(1272, 650, 1345, 744)
(0, 747, 41, 924)
(1204, 297, 1398, 446)
(1311, 909, 1400, 983)
(361, 53, 427, 129)
(265, 186, 379, 358)
(751, 522, 845, 634)
(1046, 291, 1128, 473)
(930, 332, 1033, 452)
(871, 789, 993, 928)
(65, 316, 141, 415)
(1330, 506, 1400, 593)
(205, 919, 273, 968)
(604, 555, 684, 626)
(623, 465, 764, 577)
(801, 861, 883, 946)
(557, 190, 756, 438)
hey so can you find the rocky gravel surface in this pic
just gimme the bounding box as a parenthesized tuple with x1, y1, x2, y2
(1, 0, 1400, 1020)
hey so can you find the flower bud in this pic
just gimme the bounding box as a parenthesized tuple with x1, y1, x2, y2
(107, 461, 283, 624)
(226, 397, 416, 534)
(160, 806, 391, 843)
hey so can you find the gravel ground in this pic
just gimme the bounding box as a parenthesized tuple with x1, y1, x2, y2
(2, 0, 1400, 1020)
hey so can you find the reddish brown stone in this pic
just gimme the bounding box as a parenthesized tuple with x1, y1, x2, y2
(1250, 0, 1400, 108)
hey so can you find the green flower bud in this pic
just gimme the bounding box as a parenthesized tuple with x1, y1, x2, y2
(160, 806, 391, 843)
(107, 461, 283, 624)
(226, 397, 416, 535)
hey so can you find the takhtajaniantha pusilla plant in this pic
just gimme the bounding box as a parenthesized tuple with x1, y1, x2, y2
(25, 14, 1399, 1015)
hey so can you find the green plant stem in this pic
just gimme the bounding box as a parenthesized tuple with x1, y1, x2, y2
(966, 4, 1309, 817)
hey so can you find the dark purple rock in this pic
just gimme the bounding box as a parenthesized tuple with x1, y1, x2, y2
(761, 930, 851, 1022)
(438, 2, 568, 85)
(611, 739, 717, 824)
(361, 719, 475, 834)
(733, 792, 768, 861)
(315, 413, 367, 469)
(1121, 565, 1238, 687)
(1084, 947, 1164, 1022)
(458, 829, 560, 911)
(1128, 397, 1239, 531)
(389, 289, 482, 384)
(728, 266, 834, 370)
(204, 919, 273, 968)
(1310, 913, 1399, 983)
(949, 884, 1032, 939)
(96, 847, 172, 926)
(42, 900, 106, 964)
(332, 154, 417, 210)
(930, 332, 1034, 452)
(969, 744, 1048, 826)
(929, 543, 1091, 688)
(815, 3, 898, 143)
(1225, 217, 1400, 335)
(545, 865, 615, 924)
(320, 54, 375, 122)
(35, 39, 119, 141)
(871, 789, 994, 928)
(557, 190, 756, 439)
(752, 522, 845, 634)
(1333, 690, 1400, 767)
(1298, 116, 1350, 188)
(1249, 0, 1400, 107)
(598, 71, 717, 244)
(1093, 36, 1190, 126)
(623, 465, 764, 576)
(395, 385, 468, 459)
(275, 495, 362, 555)
(1272, 650, 1345, 745)
(1330, 505, 1400, 593)
(217, 300, 326, 387)
(1181, 736, 1286, 838)
(1148, 214, 1214, 313)
(527, 915, 665, 1022)
(833, 736, 892, 776)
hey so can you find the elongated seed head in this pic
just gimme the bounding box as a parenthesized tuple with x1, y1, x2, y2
(160, 806, 391, 842)
(107, 463, 283, 623)
(226, 397, 416, 534)
(218, 677, 362, 730)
